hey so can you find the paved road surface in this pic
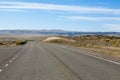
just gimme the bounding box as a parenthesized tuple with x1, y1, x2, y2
(0, 46, 23, 66)
(0, 41, 120, 80)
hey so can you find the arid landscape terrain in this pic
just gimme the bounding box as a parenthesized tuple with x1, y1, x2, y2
(0, 36, 27, 47)
(0, 0, 120, 79)
(0, 34, 120, 61)
(0, 31, 120, 80)
(43, 35, 120, 61)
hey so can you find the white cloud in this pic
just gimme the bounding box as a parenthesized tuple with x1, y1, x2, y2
(0, 9, 24, 12)
(103, 24, 120, 30)
(67, 16, 120, 21)
(0, 1, 120, 14)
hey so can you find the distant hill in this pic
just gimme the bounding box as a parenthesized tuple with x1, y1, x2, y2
(0, 30, 120, 36)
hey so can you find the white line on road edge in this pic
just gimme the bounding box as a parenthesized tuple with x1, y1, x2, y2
(58, 45, 120, 66)
(5, 64, 8, 67)
(0, 69, 2, 72)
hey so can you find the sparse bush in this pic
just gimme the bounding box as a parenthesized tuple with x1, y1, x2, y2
(105, 39, 110, 42)
(0, 42, 4, 45)
(16, 41, 27, 45)
(46, 35, 120, 48)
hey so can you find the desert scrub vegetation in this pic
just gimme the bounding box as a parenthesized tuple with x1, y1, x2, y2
(0, 41, 16, 46)
(45, 35, 120, 60)
(15, 40, 27, 45)
(0, 40, 27, 46)
(45, 35, 120, 48)
(0, 37, 28, 46)
(62, 35, 120, 48)
(44, 36, 76, 45)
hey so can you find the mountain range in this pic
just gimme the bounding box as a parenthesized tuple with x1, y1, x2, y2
(0, 30, 120, 36)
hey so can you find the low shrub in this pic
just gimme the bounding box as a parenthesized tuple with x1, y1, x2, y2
(16, 41, 27, 45)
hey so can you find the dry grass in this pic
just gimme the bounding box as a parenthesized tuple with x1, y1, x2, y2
(15, 41, 27, 45)
(80, 47, 120, 60)
(0, 37, 28, 46)
(64, 35, 120, 48)
(44, 35, 120, 60)
(44, 36, 76, 44)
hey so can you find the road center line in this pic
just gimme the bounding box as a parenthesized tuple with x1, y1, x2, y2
(9, 60, 13, 63)
(0, 69, 2, 72)
(13, 58, 15, 60)
(5, 64, 8, 67)
(0, 44, 28, 73)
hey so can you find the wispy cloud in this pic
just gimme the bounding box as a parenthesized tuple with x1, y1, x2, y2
(0, 9, 24, 12)
(103, 24, 120, 30)
(0, 1, 120, 14)
(67, 16, 120, 21)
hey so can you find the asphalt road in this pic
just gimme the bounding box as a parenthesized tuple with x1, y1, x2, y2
(0, 46, 23, 66)
(0, 41, 120, 80)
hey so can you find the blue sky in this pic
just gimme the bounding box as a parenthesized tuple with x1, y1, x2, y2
(0, 0, 120, 32)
